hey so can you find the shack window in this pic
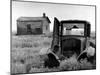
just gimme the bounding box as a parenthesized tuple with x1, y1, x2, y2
(27, 24, 32, 34)
(35, 28, 42, 34)
(46, 25, 48, 30)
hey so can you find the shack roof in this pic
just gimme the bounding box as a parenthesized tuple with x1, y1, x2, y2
(17, 16, 51, 23)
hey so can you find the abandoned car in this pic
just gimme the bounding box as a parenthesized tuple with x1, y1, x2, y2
(51, 17, 94, 59)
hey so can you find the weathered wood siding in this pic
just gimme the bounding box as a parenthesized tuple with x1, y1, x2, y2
(17, 21, 43, 35)
(17, 20, 50, 35)
(42, 20, 50, 34)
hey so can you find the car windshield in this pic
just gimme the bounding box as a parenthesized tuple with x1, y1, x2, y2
(62, 23, 84, 36)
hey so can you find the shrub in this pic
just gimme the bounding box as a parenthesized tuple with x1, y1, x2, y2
(21, 43, 33, 48)
(11, 63, 26, 74)
(59, 56, 94, 71)
(79, 59, 94, 70)
(59, 56, 80, 71)
(33, 42, 40, 47)
(29, 67, 59, 73)
(43, 41, 50, 46)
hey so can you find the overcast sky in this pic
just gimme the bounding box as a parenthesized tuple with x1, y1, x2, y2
(12, 1, 95, 32)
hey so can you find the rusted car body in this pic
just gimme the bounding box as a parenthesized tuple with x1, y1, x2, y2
(51, 17, 91, 58)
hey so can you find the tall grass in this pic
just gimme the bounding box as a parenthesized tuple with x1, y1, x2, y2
(11, 35, 52, 74)
(59, 55, 94, 71)
(11, 35, 95, 74)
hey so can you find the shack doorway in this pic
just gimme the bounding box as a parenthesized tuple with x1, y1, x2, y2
(27, 24, 32, 34)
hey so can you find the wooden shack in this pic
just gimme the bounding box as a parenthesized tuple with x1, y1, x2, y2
(17, 13, 51, 35)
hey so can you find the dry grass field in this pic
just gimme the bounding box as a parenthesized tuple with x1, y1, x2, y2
(11, 33, 96, 74)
